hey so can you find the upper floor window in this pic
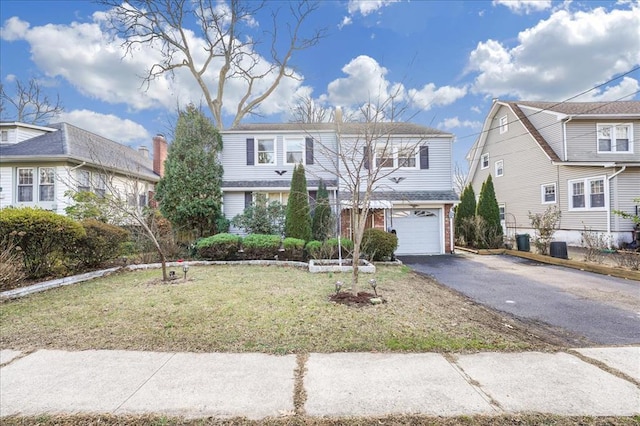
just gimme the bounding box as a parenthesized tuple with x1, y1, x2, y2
(541, 183, 556, 204)
(1, 130, 8, 142)
(375, 145, 418, 169)
(569, 176, 606, 210)
(597, 124, 633, 153)
(499, 115, 508, 134)
(284, 138, 304, 164)
(257, 138, 275, 164)
(17, 167, 55, 203)
(495, 160, 504, 177)
(481, 153, 489, 169)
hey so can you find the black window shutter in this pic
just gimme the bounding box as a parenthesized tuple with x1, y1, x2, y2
(246, 138, 254, 165)
(305, 137, 314, 165)
(244, 192, 253, 209)
(420, 146, 429, 169)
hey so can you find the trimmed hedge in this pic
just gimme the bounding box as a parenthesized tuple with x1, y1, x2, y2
(72, 219, 130, 268)
(306, 238, 354, 259)
(196, 233, 242, 260)
(0, 207, 85, 278)
(282, 237, 306, 261)
(362, 228, 398, 261)
(242, 234, 281, 260)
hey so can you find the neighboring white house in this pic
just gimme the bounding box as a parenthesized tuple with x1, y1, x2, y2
(466, 100, 640, 248)
(0, 121, 168, 215)
(221, 120, 459, 255)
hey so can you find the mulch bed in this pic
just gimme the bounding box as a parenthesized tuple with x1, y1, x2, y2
(328, 291, 386, 307)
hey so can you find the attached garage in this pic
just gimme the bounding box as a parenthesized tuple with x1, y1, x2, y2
(391, 209, 442, 255)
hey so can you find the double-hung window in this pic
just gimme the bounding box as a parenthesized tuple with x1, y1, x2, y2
(284, 138, 304, 164)
(541, 183, 556, 204)
(39, 168, 55, 201)
(17, 168, 34, 202)
(77, 170, 91, 192)
(597, 124, 633, 153)
(375, 145, 417, 168)
(569, 176, 606, 210)
(481, 153, 489, 169)
(499, 115, 508, 134)
(495, 160, 504, 177)
(257, 138, 275, 164)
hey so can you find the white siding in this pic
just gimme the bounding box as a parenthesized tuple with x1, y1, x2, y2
(611, 169, 640, 237)
(0, 166, 13, 209)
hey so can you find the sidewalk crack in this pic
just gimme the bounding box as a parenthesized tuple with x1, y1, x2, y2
(443, 353, 503, 412)
(113, 352, 176, 413)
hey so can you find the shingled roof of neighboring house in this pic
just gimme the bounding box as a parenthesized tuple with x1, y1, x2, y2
(514, 101, 640, 116)
(1, 122, 158, 181)
(507, 102, 562, 162)
(227, 122, 452, 137)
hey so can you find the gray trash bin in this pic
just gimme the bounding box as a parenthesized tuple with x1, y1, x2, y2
(516, 234, 530, 252)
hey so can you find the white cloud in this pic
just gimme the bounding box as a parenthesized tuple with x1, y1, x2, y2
(4, 74, 17, 83)
(492, 0, 552, 14)
(577, 76, 640, 102)
(338, 16, 352, 29)
(438, 117, 482, 131)
(58, 109, 150, 144)
(468, 5, 640, 101)
(347, 0, 399, 17)
(321, 55, 467, 113)
(408, 83, 467, 110)
(0, 10, 311, 123)
(471, 106, 482, 114)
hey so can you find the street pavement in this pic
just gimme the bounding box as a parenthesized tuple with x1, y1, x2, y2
(1, 347, 638, 420)
(400, 252, 640, 346)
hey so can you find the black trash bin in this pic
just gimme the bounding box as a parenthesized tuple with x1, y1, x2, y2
(516, 234, 530, 252)
(550, 241, 568, 259)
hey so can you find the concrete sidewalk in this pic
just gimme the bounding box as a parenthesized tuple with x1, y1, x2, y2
(1, 347, 638, 420)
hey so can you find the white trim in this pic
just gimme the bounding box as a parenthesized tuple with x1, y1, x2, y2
(283, 136, 305, 165)
(540, 182, 557, 204)
(568, 175, 608, 211)
(374, 144, 419, 170)
(596, 123, 634, 154)
(499, 115, 508, 134)
(495, 159, 504, 177)
(481, 153, 489, 170)
(255, 137, 277, 165)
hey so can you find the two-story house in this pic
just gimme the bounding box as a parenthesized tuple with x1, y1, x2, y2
(221, 120, 458, 255)
(0, 121, 167, 215)
(466, 100, 640, 248)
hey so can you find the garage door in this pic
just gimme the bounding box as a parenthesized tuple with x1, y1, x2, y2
(392, 209, 441, 255)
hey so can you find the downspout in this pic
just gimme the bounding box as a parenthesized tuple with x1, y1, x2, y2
(562, 116, 572, 161)
(606, 165, 626, 247)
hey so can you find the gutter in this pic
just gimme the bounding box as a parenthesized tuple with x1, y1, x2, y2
(606, 165, 626, 247)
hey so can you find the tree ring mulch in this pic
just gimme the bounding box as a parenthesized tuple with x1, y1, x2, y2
(328, 291, 386, 307)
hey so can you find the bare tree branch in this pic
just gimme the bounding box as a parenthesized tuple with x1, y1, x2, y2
(100, 0, 326, 129)
(0, 78, 64, 124)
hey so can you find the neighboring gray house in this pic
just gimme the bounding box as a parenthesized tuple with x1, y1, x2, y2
(466, 100, 640, 248)
(0, 121, 167, 215)
(221, 120, 458, 255)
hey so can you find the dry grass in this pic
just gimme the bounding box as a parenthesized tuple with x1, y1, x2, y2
(1, 265, 553, 354)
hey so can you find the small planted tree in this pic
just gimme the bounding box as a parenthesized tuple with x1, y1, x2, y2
(528, 206, 561, 255)
(455, 185, 476, 246)
(232, 194, 285, 235)
(476, 175, 502, 248)
(312, 179, 333, 241)
(285, 164, 312, 241)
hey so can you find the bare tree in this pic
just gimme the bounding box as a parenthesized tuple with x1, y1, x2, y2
(289, 95, 332, 123)
(312, 93, 426, 294)
(453, 162, 467, 196)
(100, 0, 326, 129)
(0, 78, 63, 124)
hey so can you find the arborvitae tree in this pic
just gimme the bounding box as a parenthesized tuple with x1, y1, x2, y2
(284, 164, 312, 241)
(155, 104, 224, 238)
(476, 175, 503, 247)
(455, 185, 476, 245)
(312, 179, 333, 241)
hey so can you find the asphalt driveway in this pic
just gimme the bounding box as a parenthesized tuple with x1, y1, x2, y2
(399, 252, 640, 346)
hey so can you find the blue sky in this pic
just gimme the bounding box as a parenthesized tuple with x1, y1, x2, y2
(1, 0, 639, 171)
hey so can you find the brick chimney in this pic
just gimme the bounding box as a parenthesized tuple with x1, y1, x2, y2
(153, 134, 168, 177)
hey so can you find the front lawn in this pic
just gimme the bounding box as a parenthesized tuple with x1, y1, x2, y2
(0, 265, 551, 354)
